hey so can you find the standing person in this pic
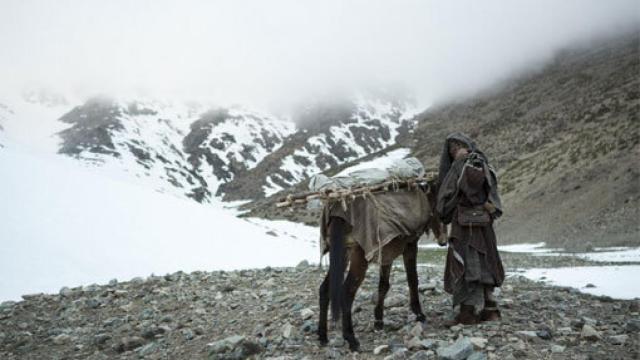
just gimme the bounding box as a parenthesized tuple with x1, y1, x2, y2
(436, 132, 505, 325)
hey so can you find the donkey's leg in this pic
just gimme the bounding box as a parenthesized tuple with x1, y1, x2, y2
(318, 272, 330, 345)
(374, 264, 391, 330)
(404, 241, 426, 322)
(342, 246, 368, 352)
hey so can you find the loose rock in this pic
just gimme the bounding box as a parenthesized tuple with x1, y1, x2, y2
(437, 337, 473, 360)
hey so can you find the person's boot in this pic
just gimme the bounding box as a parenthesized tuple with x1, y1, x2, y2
(479, 300, 501, 322)
(445, 305, 478, 327)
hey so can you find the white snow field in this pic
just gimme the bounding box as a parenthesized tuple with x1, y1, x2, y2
(498, 243, 640, 299)
(518, 266, 640, 300)
(498, 242, 561, 254)
(0, 144, 318, 301)
(574, 247, 640, 263)
(422, 241, 640, 299)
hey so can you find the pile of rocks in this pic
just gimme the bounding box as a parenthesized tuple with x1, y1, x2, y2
(0, 257, 638, 359)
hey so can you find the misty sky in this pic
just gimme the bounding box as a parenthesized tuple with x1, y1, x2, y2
(0, 0, 638, 108)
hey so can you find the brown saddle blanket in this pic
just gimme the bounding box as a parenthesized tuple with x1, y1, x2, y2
(320, 188, 431, 263)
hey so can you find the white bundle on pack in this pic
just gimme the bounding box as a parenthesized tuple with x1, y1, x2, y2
(387, 157, 425, 179)
(308, 157, 425, 192)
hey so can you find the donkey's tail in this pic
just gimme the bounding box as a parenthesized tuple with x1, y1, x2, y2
(329, 216, 346, 323)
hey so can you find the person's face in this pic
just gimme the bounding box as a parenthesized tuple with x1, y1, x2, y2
(448, 140, 469, 159)
(448, 140, 462, 158)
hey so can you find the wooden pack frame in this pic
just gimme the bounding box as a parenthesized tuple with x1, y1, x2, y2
(275, 171, 438, 208)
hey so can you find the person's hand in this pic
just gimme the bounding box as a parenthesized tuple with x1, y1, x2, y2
(436, 224, 449, 246)
(483, 202, 497, 214)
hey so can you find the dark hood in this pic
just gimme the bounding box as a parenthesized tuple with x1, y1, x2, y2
(438, 132, 488, 185)
(436, 132, 503, 221)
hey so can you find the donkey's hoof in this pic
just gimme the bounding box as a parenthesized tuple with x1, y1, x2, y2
(374, 320, 384, 330)
(318, 332, 328, 346)
(346, 338, 360, 352)
(416, 314, 426, 323)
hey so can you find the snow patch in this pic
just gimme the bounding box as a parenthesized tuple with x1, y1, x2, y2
(574, 247, 640, 263)
(0, 145, 318, 301)
(498, 242, 562, 253)
(516, 266, 640, 300)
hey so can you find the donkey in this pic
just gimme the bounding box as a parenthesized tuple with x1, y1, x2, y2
(317, 182, 445, 351)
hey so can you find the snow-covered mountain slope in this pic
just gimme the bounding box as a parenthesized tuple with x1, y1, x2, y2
(0, 103, 8, 147)
(51, 94, 418, 202)
(56, 98, 295, 202)
(219, 95, 419, 200)
(0, 144, 318, 301)
(182, 107, 295, 197)
(0, 92, 70, 152)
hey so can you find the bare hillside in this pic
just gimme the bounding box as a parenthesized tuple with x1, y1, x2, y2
(408, 32, 639, 248)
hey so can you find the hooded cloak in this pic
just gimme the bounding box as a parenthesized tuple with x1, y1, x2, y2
(436, 132, 505, 307)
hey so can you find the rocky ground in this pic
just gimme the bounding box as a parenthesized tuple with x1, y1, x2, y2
(1, 250, 638, 360)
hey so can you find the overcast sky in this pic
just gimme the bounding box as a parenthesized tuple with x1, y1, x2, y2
(0, 0, 638, 109)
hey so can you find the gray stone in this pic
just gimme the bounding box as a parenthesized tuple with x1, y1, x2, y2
(139, 308, 155, 320)
(83, 284, 100, 293)
(419, 281, 437, 292)
(536, 329, 552, 340)
(113, 336, 145, 353)
(253, 324, 266, 337)
(182, 328, 195, 341)
(410, 350, 432, 360)
(137, 342, 158, 357)
(374, 344, 390, 355)
(386, 347, 408, 359)
(0, 301, 16, 310)
(85, 298, 101, 309)
(300, 308, 314, 320)
(516, 330, 538, 339)
(421, 339, 437, 350)
(59, 287, 73, 297)
(22, 293, 44, 301)
(437, 337, 473, 360)
(409, 322, 425, 338)
(469, 337, 487, 349)
(406, 336, 424, 350)
(325, 348, 342, 359)
(385, 294, 407, 308)
(580, 324, 601, 341)
(581, 316, 597, 326)
(282, 322, 296, 339)
(93, 333, 111, 347)
(141, 325, 166, 339)
(234, 337, 263, 358)
(301, 320, 316, 333)
(130, 277, 145, 284)
(609, 334, 628, 345)
(556, 327, 573, 335)
(262, 277, 277, 287)
(550, 344, 566, 353)
(52, 334, 72, 345)
(467, 352, 487, 360)
(207, 335, 245, 354)
(625, 319, 640, 333)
